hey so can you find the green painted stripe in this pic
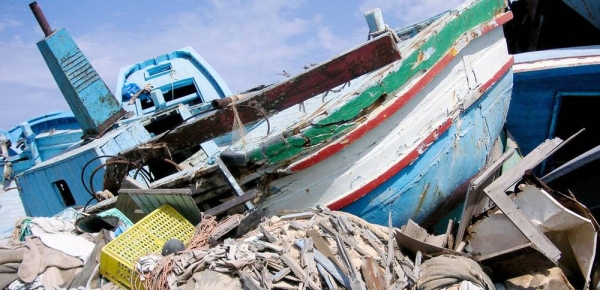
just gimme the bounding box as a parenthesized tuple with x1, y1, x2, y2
(245, 0, 505, 164)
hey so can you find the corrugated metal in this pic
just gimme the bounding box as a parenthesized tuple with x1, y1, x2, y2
(17, 122, 151, 217)
(126, 189, 201, 225)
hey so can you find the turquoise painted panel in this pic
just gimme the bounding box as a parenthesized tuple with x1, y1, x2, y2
(342, 70, 513, 227)
(506, 61, 600, 155)
(36, 29, 123, 136)
(17, 122, 151, 217)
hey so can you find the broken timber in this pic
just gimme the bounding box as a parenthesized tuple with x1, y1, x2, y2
(121, 33, 402, 157)
(482, 138, 564, 264)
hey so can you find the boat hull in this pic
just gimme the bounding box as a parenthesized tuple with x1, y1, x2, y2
(260, 26, 513, 227)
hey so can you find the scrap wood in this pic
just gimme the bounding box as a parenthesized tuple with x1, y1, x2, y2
(280, 253, 320, 290)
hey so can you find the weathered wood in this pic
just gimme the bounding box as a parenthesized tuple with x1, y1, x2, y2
(307, 229, 349, 276)
(394, 228, 463, 258)
(295, 239, 351, 289)
(361, 257, 385, 290)
(119, 187, 202, 224)
(361, 228, 384, 261)
(280, 211, 314, 220)
(319, 221, 371, 257)
(280, 254, 320, 290)
(209, 214, 243, 240)
(204, 189, 259, 216)
(335, 234, 366, 290)
(317, 264, 337, 290)
(271, 268, 291, 283)
(301, 238, 317, 281)
(130, 33, 402, 155)
(260, 225, 278, 243)
(483, 138, 564, 264)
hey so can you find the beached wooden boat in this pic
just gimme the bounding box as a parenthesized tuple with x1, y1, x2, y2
(118, 0, 514, 227)
(10, 3, 233, 217)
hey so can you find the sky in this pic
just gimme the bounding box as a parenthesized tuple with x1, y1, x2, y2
(0, 0, 464, 130)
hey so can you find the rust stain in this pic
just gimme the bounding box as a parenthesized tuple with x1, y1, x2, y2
(414, 182, 430, 216)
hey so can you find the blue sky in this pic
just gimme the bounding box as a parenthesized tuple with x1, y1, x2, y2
(0, 0, 464, 129)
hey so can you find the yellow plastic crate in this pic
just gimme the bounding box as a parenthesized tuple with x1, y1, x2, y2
(100, 204, 196, 289)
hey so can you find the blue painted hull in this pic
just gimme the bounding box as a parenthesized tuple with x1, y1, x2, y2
(342, 69, 512, 226)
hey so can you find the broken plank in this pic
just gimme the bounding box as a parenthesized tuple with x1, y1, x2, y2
(122, 33, 402, 155)
(280, 254, 320, 290)
(295, 239, 351, 289)
(319, 221, 371, 257)
(271, 268, 291, 283)
(204, 189, 259, 217)
(335, 234, 366, 290)
(361, 257, 385, 290)
(307, 229, 349, 276)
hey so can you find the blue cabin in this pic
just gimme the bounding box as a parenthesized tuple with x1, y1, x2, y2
(506, 46, 600, 173)
(16, 122, 151, 217)
(0, 111, 82, 177)
(116, 47, 232, 136)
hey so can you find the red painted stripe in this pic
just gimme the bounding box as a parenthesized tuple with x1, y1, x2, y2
(326, 56, 514, 210)
(327, 119, 453, 210)
(289, 12, 513, 173)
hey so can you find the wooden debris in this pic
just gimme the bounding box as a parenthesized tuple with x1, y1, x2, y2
(280, 253, 320, 290)
(335, 234, 366, 290)
(307, 229, 349, 276)
(271, 268, 291, 283)
(361, 257, 385, 290)
(260, 224, 278, 243)
(319, 221, 371, 257)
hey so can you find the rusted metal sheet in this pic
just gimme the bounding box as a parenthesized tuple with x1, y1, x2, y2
(127, 33, 401, 156)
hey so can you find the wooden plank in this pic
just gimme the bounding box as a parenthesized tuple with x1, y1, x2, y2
(483, 138, 564, 263)
(295, 239, 351, 289)
(455, 149, 515, 249)
(307, 229, 349, 276)
(361, 257, 385, 290)
(271, 268, 291, 283)
(335, 235, 366, 290)
(319, 221, 371, 257)
(280, 253, 320, 290)
(204, 189, 259, 216)
(122, 33, 402, 156)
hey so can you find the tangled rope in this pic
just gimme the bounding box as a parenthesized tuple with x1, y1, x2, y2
(187, 216, 218, 250)
(133, 254, 174, 290)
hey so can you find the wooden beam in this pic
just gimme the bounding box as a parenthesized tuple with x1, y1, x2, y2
(204, 189, 259, 216)
(124, 33, 401, 155)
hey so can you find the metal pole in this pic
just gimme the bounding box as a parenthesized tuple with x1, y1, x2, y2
(29, 1, 54, 37)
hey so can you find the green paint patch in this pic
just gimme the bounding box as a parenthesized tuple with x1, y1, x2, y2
(243, 0, 505, 165)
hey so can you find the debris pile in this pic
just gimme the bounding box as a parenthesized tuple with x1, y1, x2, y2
(131, 208, 494, 290)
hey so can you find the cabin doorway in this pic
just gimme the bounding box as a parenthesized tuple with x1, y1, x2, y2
(547, 93, 600, 173)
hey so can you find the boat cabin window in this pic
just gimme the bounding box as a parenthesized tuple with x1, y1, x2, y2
(53, 180, 75, 207)
(548, 92, 600, 172)
(145, 63, 173, 80)
(140, 78, 202, 110)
